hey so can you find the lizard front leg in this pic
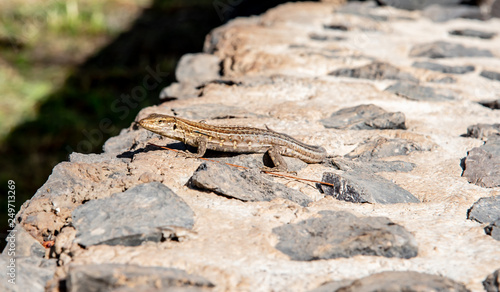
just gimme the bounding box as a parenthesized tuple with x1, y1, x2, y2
(179, 136, 208, 158)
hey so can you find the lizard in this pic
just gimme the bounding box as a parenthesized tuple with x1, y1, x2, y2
(138, 113, 327, 172)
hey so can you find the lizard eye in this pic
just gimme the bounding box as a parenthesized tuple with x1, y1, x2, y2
(173, 124, 177, 130)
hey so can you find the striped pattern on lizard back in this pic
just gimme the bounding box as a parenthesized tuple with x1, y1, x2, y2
(138, 114, 327, 169)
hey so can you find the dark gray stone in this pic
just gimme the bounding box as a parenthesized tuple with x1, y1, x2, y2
(66, 263, 214, 292)
(345, 137, 422, 161)
(273, 211, 418, 261)
(320, 104, 406, 130)
(409, 41, 494, 58)
(483, 269, 500, 292)
(481, 70, 500, 82)
(0, 255, 57, 292)
(336, 1, 389, 21)
(466, 124, 500, 139)
(377, 0, 461, 11)
(171, 104, 264, 120)
(323, 24, 348, 31)
(175, 53, 221, 85)
(493, 0, 500, 18)
(190, 162, 312, 206)
(386, 81, 456, 101)
(361, 112, 406, 129)
(449, 29, 497, 39)
(2, 225, 45, 258)
(329, 61, 418, 82)
(479, 99, 500, 110)
(18, 161, 125, 244)
(321, 171, 420, 204)
(412, 61, 475, 74)
(311, 271, 469, 292)
(429, 76, 457, 83)
(423, 4, 483, 22)
(72, 182, 194, 247)
(329, 157, 416, 173)
(309, 33, 345, 42)
(468, 196, 500, 224)
(462, 137, 500, 188)
(485, 219, 500, 241)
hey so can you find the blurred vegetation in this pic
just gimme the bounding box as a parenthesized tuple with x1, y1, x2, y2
(0, 0, 307, 249)
(0, 0, 222, 247)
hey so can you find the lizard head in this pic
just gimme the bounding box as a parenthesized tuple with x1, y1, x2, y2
(138, 114, 180, 138)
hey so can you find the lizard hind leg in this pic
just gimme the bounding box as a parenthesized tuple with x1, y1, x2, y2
(261, 146, 294, 173)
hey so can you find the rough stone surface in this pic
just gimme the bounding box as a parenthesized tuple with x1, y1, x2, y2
(409, 41, 494, 58)
(466, 124, 500, 139)
(2, 225, 45, 258)
(190, 162, 312, 206)
(66, 264, 214, 292)
(320, 104, 406, 130)
(345, 137, 422, 161)
(462, 137, 500, 188)
(329, 157, 416, 173)
(273, 211, 418, 260)
(449, 29, 497, 39)
(13, 2, 500, 291)
(483, 269, 500, 292)
(377, 0, 462, 11)
(412, 61, 475, 74)
(329, 61, 417, 82)
(336, 1, 392, 22)
(422, 4, 483, 22)
(321, 171, 420, 204)
(102, 127, 149, 153)
(385, 81, 456, 101)
(311, 271, 470, 292)
(0, 255, 57, 292)
(159, 81, 200, 100)
(171, 103, 264, 120)
(485, 219, 500, 241)
(72, 182, 195, 247)
(175, 53, 221, 86)
(468, 196, 500, 224)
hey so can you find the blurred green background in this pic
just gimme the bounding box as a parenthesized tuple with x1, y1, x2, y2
(0, 0, 306, 249)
